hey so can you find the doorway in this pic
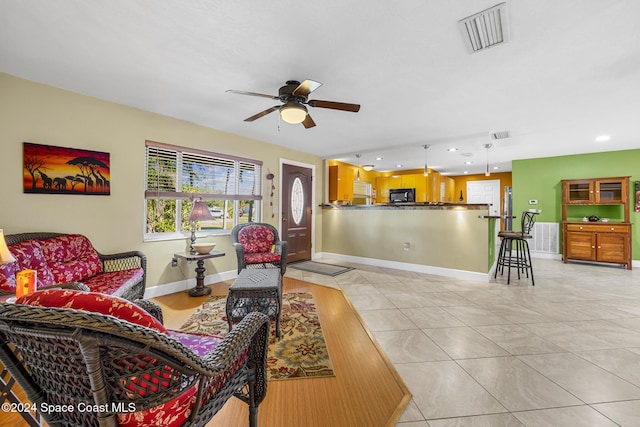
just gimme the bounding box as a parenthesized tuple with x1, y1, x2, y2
(467, 179, 501, 235)
(281, 163, 313, 263)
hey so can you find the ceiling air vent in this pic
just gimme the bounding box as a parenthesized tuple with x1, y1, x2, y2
(490, 131, 510, 140)
(459, 3, 509, 53)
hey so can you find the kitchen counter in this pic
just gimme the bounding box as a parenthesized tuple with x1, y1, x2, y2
(321, 203, 495, 281)
(321, 202, 489, 210)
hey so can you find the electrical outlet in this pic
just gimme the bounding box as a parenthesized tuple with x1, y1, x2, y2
(171, 257, 178, 267)
(403, 242, 410, 251)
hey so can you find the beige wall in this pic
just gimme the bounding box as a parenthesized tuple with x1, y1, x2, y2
(322, 207, 490, 274)
(0, 73, 324, 290)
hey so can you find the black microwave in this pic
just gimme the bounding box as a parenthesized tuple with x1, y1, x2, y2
(389, 188, 415, 203)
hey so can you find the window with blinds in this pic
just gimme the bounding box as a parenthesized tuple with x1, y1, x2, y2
(144, 141, 262, 239)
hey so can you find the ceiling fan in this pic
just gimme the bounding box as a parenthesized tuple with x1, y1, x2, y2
(226, 79, 360, 129)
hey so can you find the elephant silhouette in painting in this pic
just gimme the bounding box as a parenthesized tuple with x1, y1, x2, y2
(53, 177, 67, 190)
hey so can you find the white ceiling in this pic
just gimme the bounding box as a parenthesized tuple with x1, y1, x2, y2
(2, 0, 640, 175)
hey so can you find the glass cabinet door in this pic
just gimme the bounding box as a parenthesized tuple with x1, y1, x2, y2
(595, 179, 626, 203)
(566, 180, 593, 203)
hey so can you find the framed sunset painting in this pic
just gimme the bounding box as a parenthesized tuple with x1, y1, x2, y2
(23, 142, 110, 195)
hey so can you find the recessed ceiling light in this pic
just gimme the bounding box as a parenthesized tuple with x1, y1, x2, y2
(464, 161, 473, 165)
(396, 164, 403, 168)
(493, 166, 500, 170)
(376, 156, 383, 161)
(448, 148, 458, 152)
(464, 171, 469, 174)
(595, 135, 610, 142)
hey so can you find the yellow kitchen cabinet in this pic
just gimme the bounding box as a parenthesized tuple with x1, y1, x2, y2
(376, 176, 390, 203)
(427, 172, 439, 202)
(442, 176, 456, 202)
(400, 175, 416, 188)
(415, 174, 427, 202)
(328, 163, 356, 202)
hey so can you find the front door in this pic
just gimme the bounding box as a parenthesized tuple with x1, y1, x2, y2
(282, 163, 312, 263)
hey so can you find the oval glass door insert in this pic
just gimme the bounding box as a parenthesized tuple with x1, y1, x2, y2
(291, 177, 304, 225)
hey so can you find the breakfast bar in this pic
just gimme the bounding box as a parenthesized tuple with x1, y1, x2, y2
(321, 203, 494, 281)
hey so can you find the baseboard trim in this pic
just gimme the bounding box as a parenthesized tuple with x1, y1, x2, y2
(315, 252, 492, 282)
(144, 269, 237, 298)
(530, 252, 563, 260)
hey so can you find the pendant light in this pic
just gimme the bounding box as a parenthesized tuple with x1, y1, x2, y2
(422, 145, 430, 176)
(483, 143, 493, 176)
(355, 153, 361, 181)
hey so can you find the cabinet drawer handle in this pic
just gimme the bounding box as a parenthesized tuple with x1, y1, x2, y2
(598, 246, 602, 249)
(579, 226, 583, 230)
(592, 246, 596, 248)
(611, 227, 615, 231)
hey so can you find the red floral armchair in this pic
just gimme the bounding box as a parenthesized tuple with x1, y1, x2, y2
(231, 223, 287, 275)
(0, 289, 269, 427)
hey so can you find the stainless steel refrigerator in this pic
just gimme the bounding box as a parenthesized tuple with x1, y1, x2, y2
(503, 186, 513, 230)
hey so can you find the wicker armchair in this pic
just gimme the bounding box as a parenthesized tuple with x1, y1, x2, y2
(231, 223, 287, 276)
(2, 232, 146, 300)
(0, 295, 270, 427)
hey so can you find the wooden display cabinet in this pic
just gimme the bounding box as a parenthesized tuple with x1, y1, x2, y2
(563, 177, 628, 206)
(562, 176, 632, 269)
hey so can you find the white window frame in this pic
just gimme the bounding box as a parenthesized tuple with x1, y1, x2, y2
(144, 140, 262, 241)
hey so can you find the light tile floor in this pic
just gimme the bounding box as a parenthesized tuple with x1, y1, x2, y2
(285, 257, 640, 426)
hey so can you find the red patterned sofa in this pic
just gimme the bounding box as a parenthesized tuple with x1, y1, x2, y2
(0, 232, 146, 301)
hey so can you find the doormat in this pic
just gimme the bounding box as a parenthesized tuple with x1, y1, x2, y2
(180, 292, 334, 380)
(289, 261, 354, 276)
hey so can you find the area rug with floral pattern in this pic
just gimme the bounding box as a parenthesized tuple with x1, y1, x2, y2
(180, 292, 334, 380)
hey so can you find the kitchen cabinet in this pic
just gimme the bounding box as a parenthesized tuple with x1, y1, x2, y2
(400, 175, 416, 189)
(375, 177, 390, 203)
(328, 164, 355, 202)
(328, 165, 338, 201)
(562, 176, 631, 269)
(415, 174, 427, 202)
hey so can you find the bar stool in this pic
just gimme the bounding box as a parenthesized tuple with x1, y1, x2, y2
(495, 211, 538, 285)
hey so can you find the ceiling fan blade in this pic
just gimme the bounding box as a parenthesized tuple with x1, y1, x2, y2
(308, 99, 361, 112)
(293, 79, 323, 97)
(302, 114, 316, 129)
(244, 106, 280, 122)
(226, 89, 276, 99)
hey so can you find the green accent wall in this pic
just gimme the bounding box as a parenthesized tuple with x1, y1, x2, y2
(512, 149, 640, 261)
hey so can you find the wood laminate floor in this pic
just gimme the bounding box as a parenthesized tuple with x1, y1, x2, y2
(153, 276, 411, 427)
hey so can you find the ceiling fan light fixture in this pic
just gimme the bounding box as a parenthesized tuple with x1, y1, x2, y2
(280, 102, 307, 124)
(362, 165, 375, 171)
